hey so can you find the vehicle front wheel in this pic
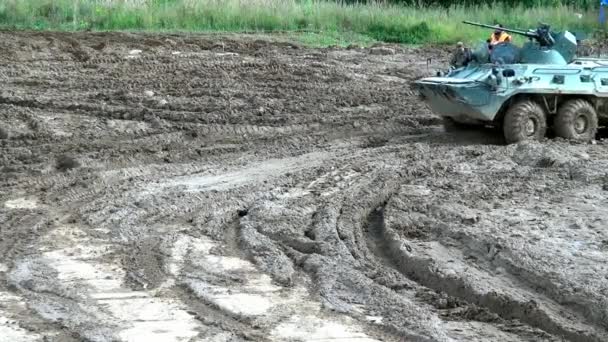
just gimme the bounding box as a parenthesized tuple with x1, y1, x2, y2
(503, 100, 547, 144)
(554, 99, 598, 142)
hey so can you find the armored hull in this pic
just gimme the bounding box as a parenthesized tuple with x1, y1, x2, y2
(414, 21, 608, 143)
(417, 61, 608, 124)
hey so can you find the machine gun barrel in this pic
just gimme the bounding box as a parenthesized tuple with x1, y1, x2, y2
(462, 21, 538, 39)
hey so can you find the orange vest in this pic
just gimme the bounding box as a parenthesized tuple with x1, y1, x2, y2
(490, 32, 512, 45)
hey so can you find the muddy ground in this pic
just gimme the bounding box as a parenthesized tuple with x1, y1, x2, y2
(0, 30, 607, 342)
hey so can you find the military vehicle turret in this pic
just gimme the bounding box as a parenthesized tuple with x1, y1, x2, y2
(413, 21, 608, 144)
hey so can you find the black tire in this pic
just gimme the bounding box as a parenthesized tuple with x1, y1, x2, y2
(503, 100, 547, 144)
(554, 99, 598, 142)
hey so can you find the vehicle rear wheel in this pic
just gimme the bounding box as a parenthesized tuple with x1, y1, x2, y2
(554, 99, 598, 142)
(503, 99, 547, 144)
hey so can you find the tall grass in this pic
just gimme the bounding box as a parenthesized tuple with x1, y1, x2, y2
(0, 0, 601, 45)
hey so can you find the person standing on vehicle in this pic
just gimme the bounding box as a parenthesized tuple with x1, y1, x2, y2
(450, 42, 472, 68)
(489, 24, 512, 45)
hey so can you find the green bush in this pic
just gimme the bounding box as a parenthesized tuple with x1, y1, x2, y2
(367, 22, 432, 44)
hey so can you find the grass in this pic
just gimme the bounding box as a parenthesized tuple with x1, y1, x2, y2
(0, 0, 603, 46)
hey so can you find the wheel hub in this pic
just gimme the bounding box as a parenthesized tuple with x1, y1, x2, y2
(574, 115, 588, 134)
(525, 118, 537, 136)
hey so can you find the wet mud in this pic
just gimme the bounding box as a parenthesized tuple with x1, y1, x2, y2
(0, 30, 607, 341)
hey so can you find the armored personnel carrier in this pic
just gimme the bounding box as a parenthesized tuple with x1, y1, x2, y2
(414, 21, 608, 144)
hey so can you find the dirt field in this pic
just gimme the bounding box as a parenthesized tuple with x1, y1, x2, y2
(1, 30, 607, 342)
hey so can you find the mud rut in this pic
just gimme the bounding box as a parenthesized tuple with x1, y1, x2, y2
(0, 31, 607, 342)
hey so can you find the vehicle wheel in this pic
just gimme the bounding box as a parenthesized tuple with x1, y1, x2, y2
(503, 100, 547, 144)
(554, 99, 598, 142)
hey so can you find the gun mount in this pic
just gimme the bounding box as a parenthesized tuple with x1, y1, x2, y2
(463, 21, 555, 47)
(461, 21, 578, 65)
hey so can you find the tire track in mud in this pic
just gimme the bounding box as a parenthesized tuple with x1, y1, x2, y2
(8, 224, 207, 342)
(238, 167, 457, 341)
(363, 202, 550, 341)
(0, 93, 428, 139)
(0, 200, 56, 267)
(437, 217, 608, 333)
(3, 148, 392, 341)
(426, 178, 608, 334)
(0, 206, 81, 342)
(0, 288, 50, 342)
(361, 185, 608, 342)
(321, 173, 540, 341)
(176, 233, 382, 342)
(140, 151, 439, 341)
(4, 31, 608, 342)
(5, 202, 386, 341)
(235, 151, 606, 342)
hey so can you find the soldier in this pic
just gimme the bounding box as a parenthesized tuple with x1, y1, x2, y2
(450, 42, 471, 68)
(489, 24, 512, 45)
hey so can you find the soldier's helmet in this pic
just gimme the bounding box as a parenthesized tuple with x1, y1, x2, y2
(494, 24, 504, 35)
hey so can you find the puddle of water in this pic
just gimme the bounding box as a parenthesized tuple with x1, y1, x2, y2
(185, 236, 300, 317)
(0, 292, 26, 307)
(4, 198, 38, 209)
(203, 255, 257, 273)
(151, 152, 330, 193)
(0, 292, 43, 342)
(365, 315, 383, 324)
(44, 247, 201, 342)
(0, 321, 42, 342)
(101, 297, 199, 342)
(444, 321, 525, 341)
(182, 236, 380, 341)
(36, 227, 380, 342)
(271, 315, 381, 342)
(190, 284, 276, 316)
(401, 185, 432, 197)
